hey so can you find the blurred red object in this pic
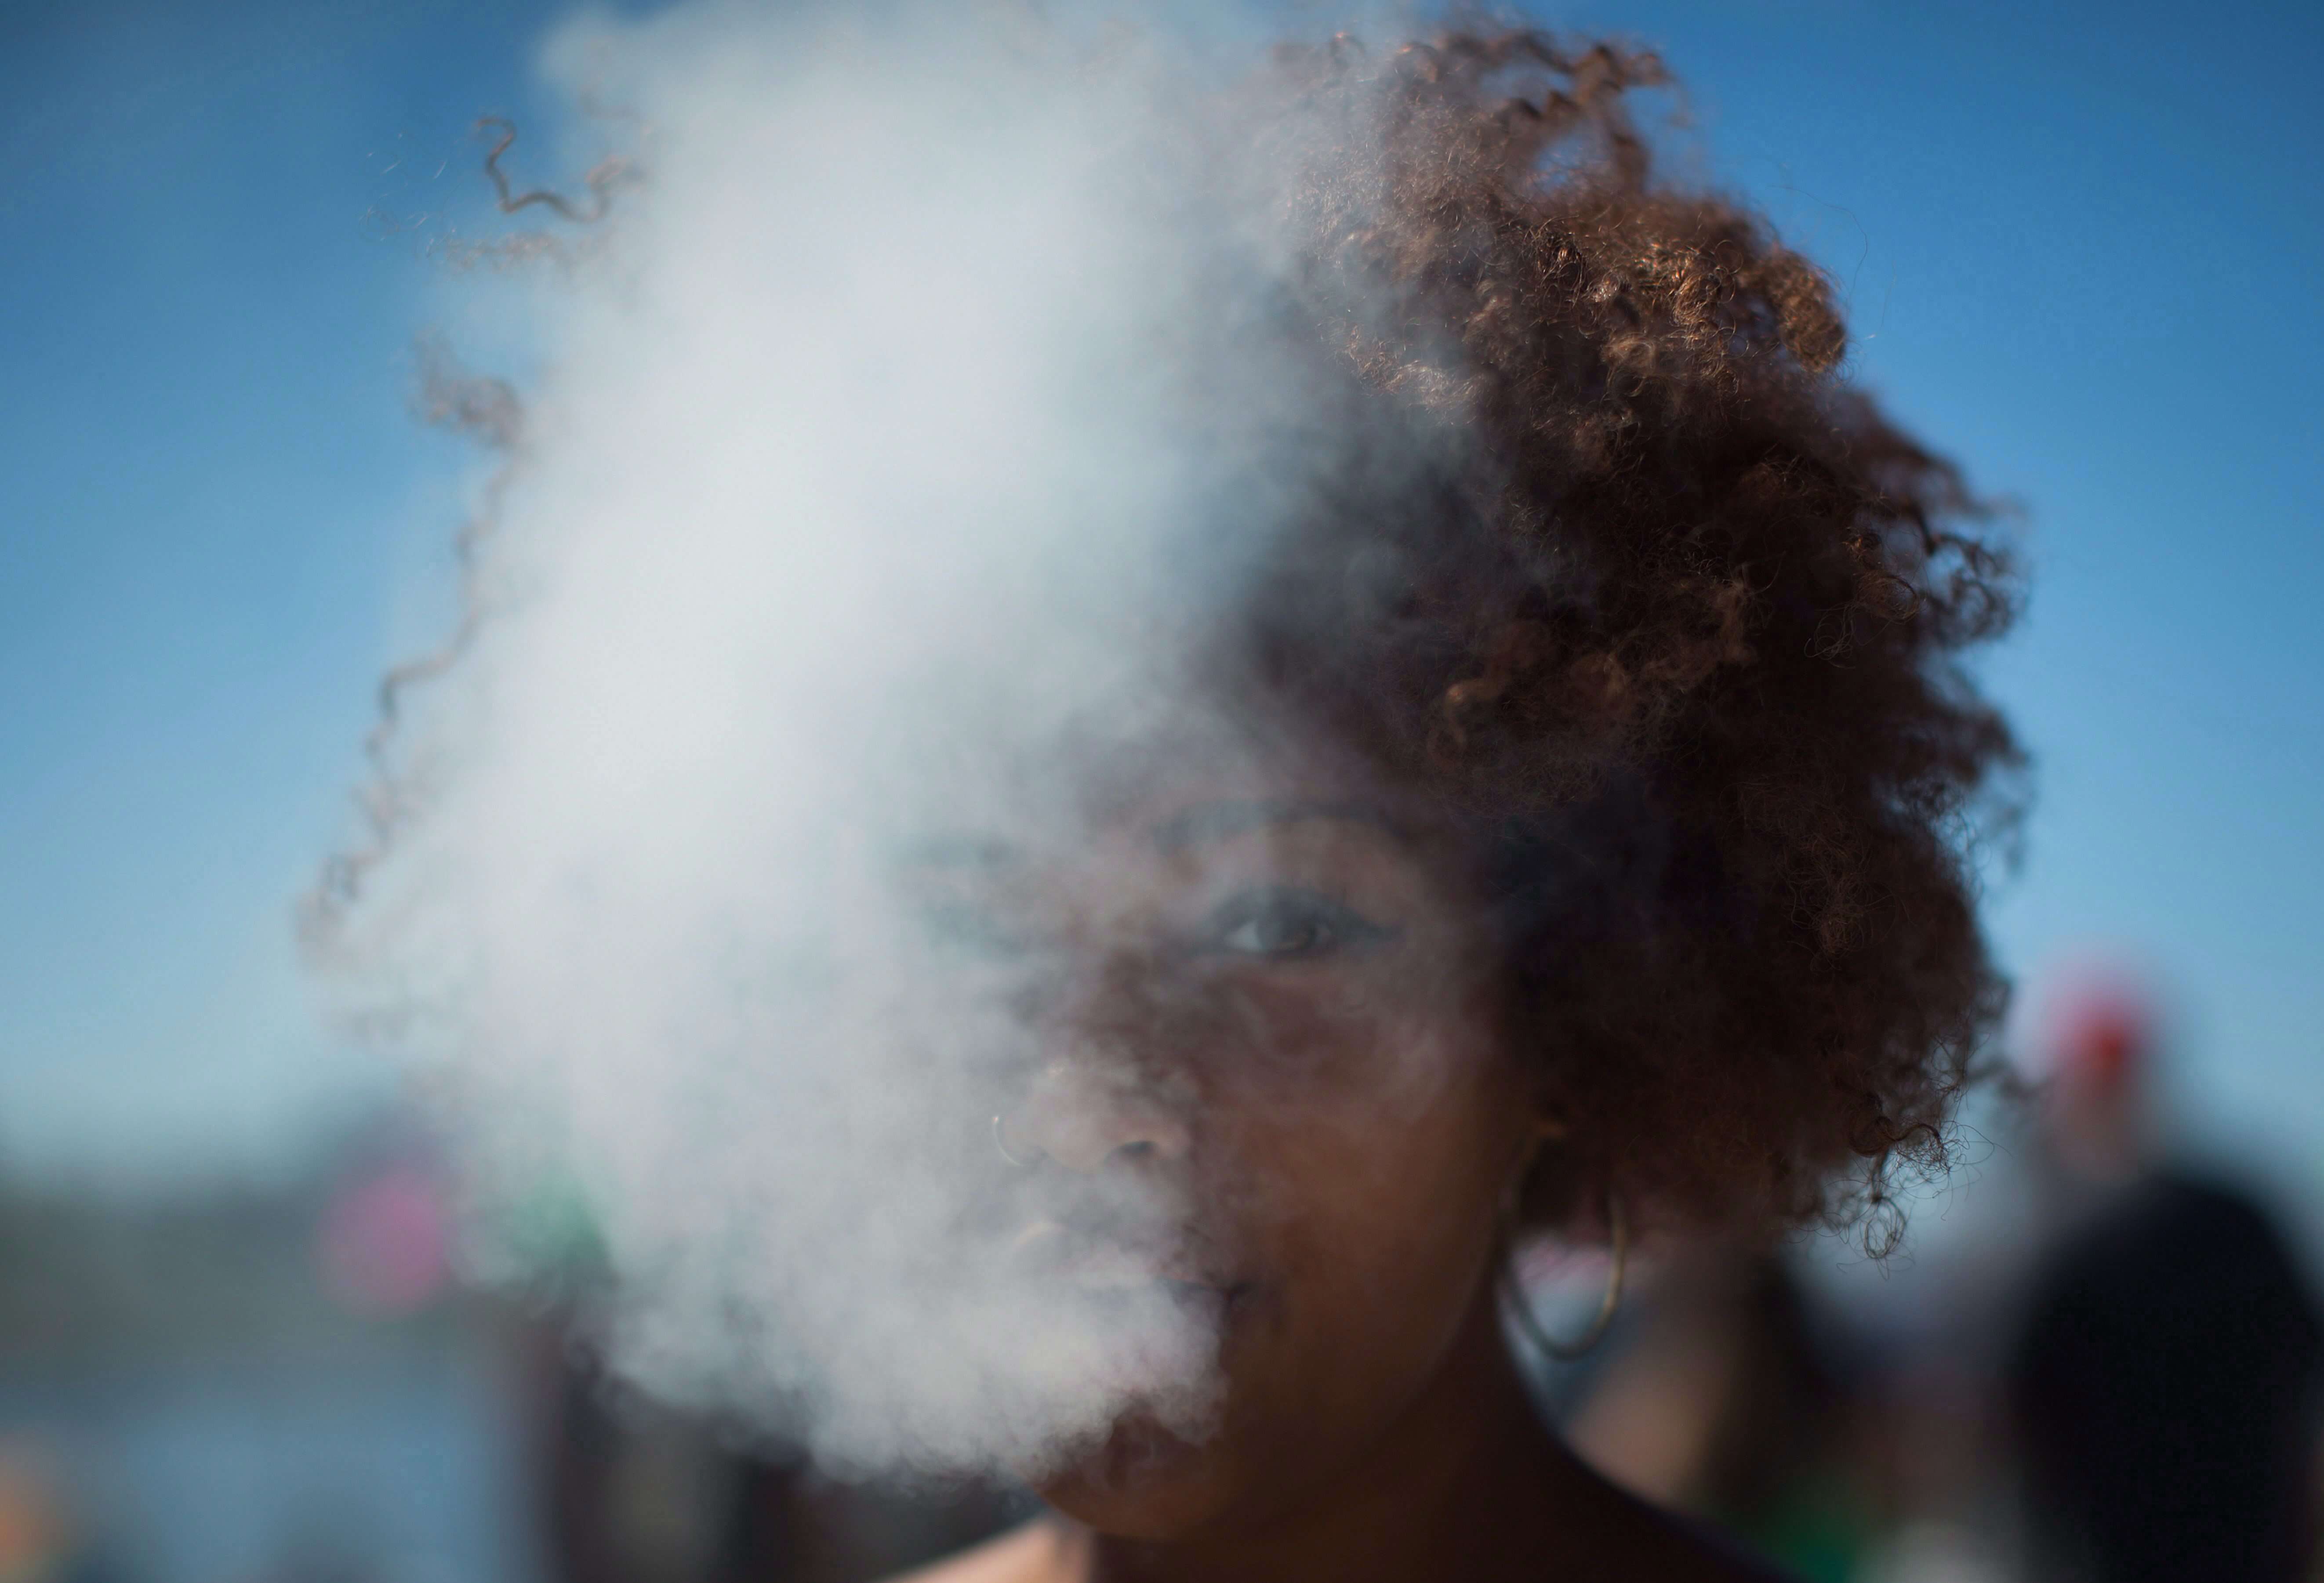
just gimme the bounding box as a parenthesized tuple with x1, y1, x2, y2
(2023, 958, 2170, 1180)
(2022, 957, 2175, 1117)
(2055, 983, 2150, 1088)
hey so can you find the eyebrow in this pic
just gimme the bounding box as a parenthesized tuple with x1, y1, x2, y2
(1151, 799, 1402, 853)
(894, 833, 1020, 870)
(896, 800, 1405, 869)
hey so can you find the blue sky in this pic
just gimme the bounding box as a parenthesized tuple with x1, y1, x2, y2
(3, 0, 2318, 1203)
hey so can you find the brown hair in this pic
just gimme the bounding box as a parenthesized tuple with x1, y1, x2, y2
(1227, 33, 2022, 1249)
(326, 32, 2021, 1255)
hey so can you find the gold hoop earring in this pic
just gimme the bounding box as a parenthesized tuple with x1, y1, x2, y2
(992, 1113, 1034, 1169)
(1500, 1191, 1628, 1361)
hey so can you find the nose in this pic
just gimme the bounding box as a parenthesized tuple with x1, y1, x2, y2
(1008, 1051, 1192, 1174)
(997, 931, 1203, 1171)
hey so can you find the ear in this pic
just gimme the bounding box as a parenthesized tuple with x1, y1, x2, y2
(1504, 1117, 1564, 1196)
(1508, 1108, 1588, 1230)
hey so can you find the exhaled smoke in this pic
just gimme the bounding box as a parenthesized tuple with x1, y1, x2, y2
(324, 2, 1432, 1477)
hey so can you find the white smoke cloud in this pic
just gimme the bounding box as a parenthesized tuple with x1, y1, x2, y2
(329, 0, 1418, 1478)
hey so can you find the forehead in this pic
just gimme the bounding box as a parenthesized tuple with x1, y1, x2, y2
(1148, 797, 1404, 854)
(1042, 728, 1413, 861)
(901, 745, 1456, 906)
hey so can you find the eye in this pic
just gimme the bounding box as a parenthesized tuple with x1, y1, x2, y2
(1204, 887, 1399, 961)
(919, 902, 1033, 962)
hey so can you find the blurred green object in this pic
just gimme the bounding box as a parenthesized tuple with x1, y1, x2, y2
(494, 1171, 612, 1282)
(1733, 1477, 1876, 1583)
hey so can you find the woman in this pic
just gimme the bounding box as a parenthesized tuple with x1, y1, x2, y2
(893, 29, 2018, 1583)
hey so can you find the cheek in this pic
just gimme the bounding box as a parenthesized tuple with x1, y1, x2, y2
(1193, 966, 1522, 1319)
(1029, 960, 1528, 1530)
(1197, 1058, 1519, 1485)
(1194, 959, 1501, 1108)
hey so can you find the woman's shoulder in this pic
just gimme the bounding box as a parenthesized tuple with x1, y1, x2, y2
(882, 1521, 1065, 1583)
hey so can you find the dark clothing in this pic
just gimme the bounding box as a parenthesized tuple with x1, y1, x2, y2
(2009, 1172, 2322, 1583)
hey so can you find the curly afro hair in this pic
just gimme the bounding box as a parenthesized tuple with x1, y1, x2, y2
(1218, 32, 2024, 1250)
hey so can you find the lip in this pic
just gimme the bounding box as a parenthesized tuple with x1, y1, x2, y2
(1007, 1221, 1247, 1311)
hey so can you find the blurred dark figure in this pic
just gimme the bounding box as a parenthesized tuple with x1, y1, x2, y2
(522, 1310, 796, 1583)
(2007, 978, 2322, 1583)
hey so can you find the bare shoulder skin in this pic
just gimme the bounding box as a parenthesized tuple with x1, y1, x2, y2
(892, 1519, 1787, 1583)
(888, 1456, 1794, 1583)
(888, 1521, 1063, 1583)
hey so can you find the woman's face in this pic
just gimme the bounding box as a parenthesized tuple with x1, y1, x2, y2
(933, 741, 1540, 1538)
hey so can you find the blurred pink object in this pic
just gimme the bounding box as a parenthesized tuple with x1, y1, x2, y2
(317, 1163, 451, 1316)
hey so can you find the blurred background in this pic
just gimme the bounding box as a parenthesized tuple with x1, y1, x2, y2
(2, 0, 2318, 1578)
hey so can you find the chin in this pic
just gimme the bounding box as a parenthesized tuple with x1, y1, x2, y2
(1032, 1407, 1247, 1540)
